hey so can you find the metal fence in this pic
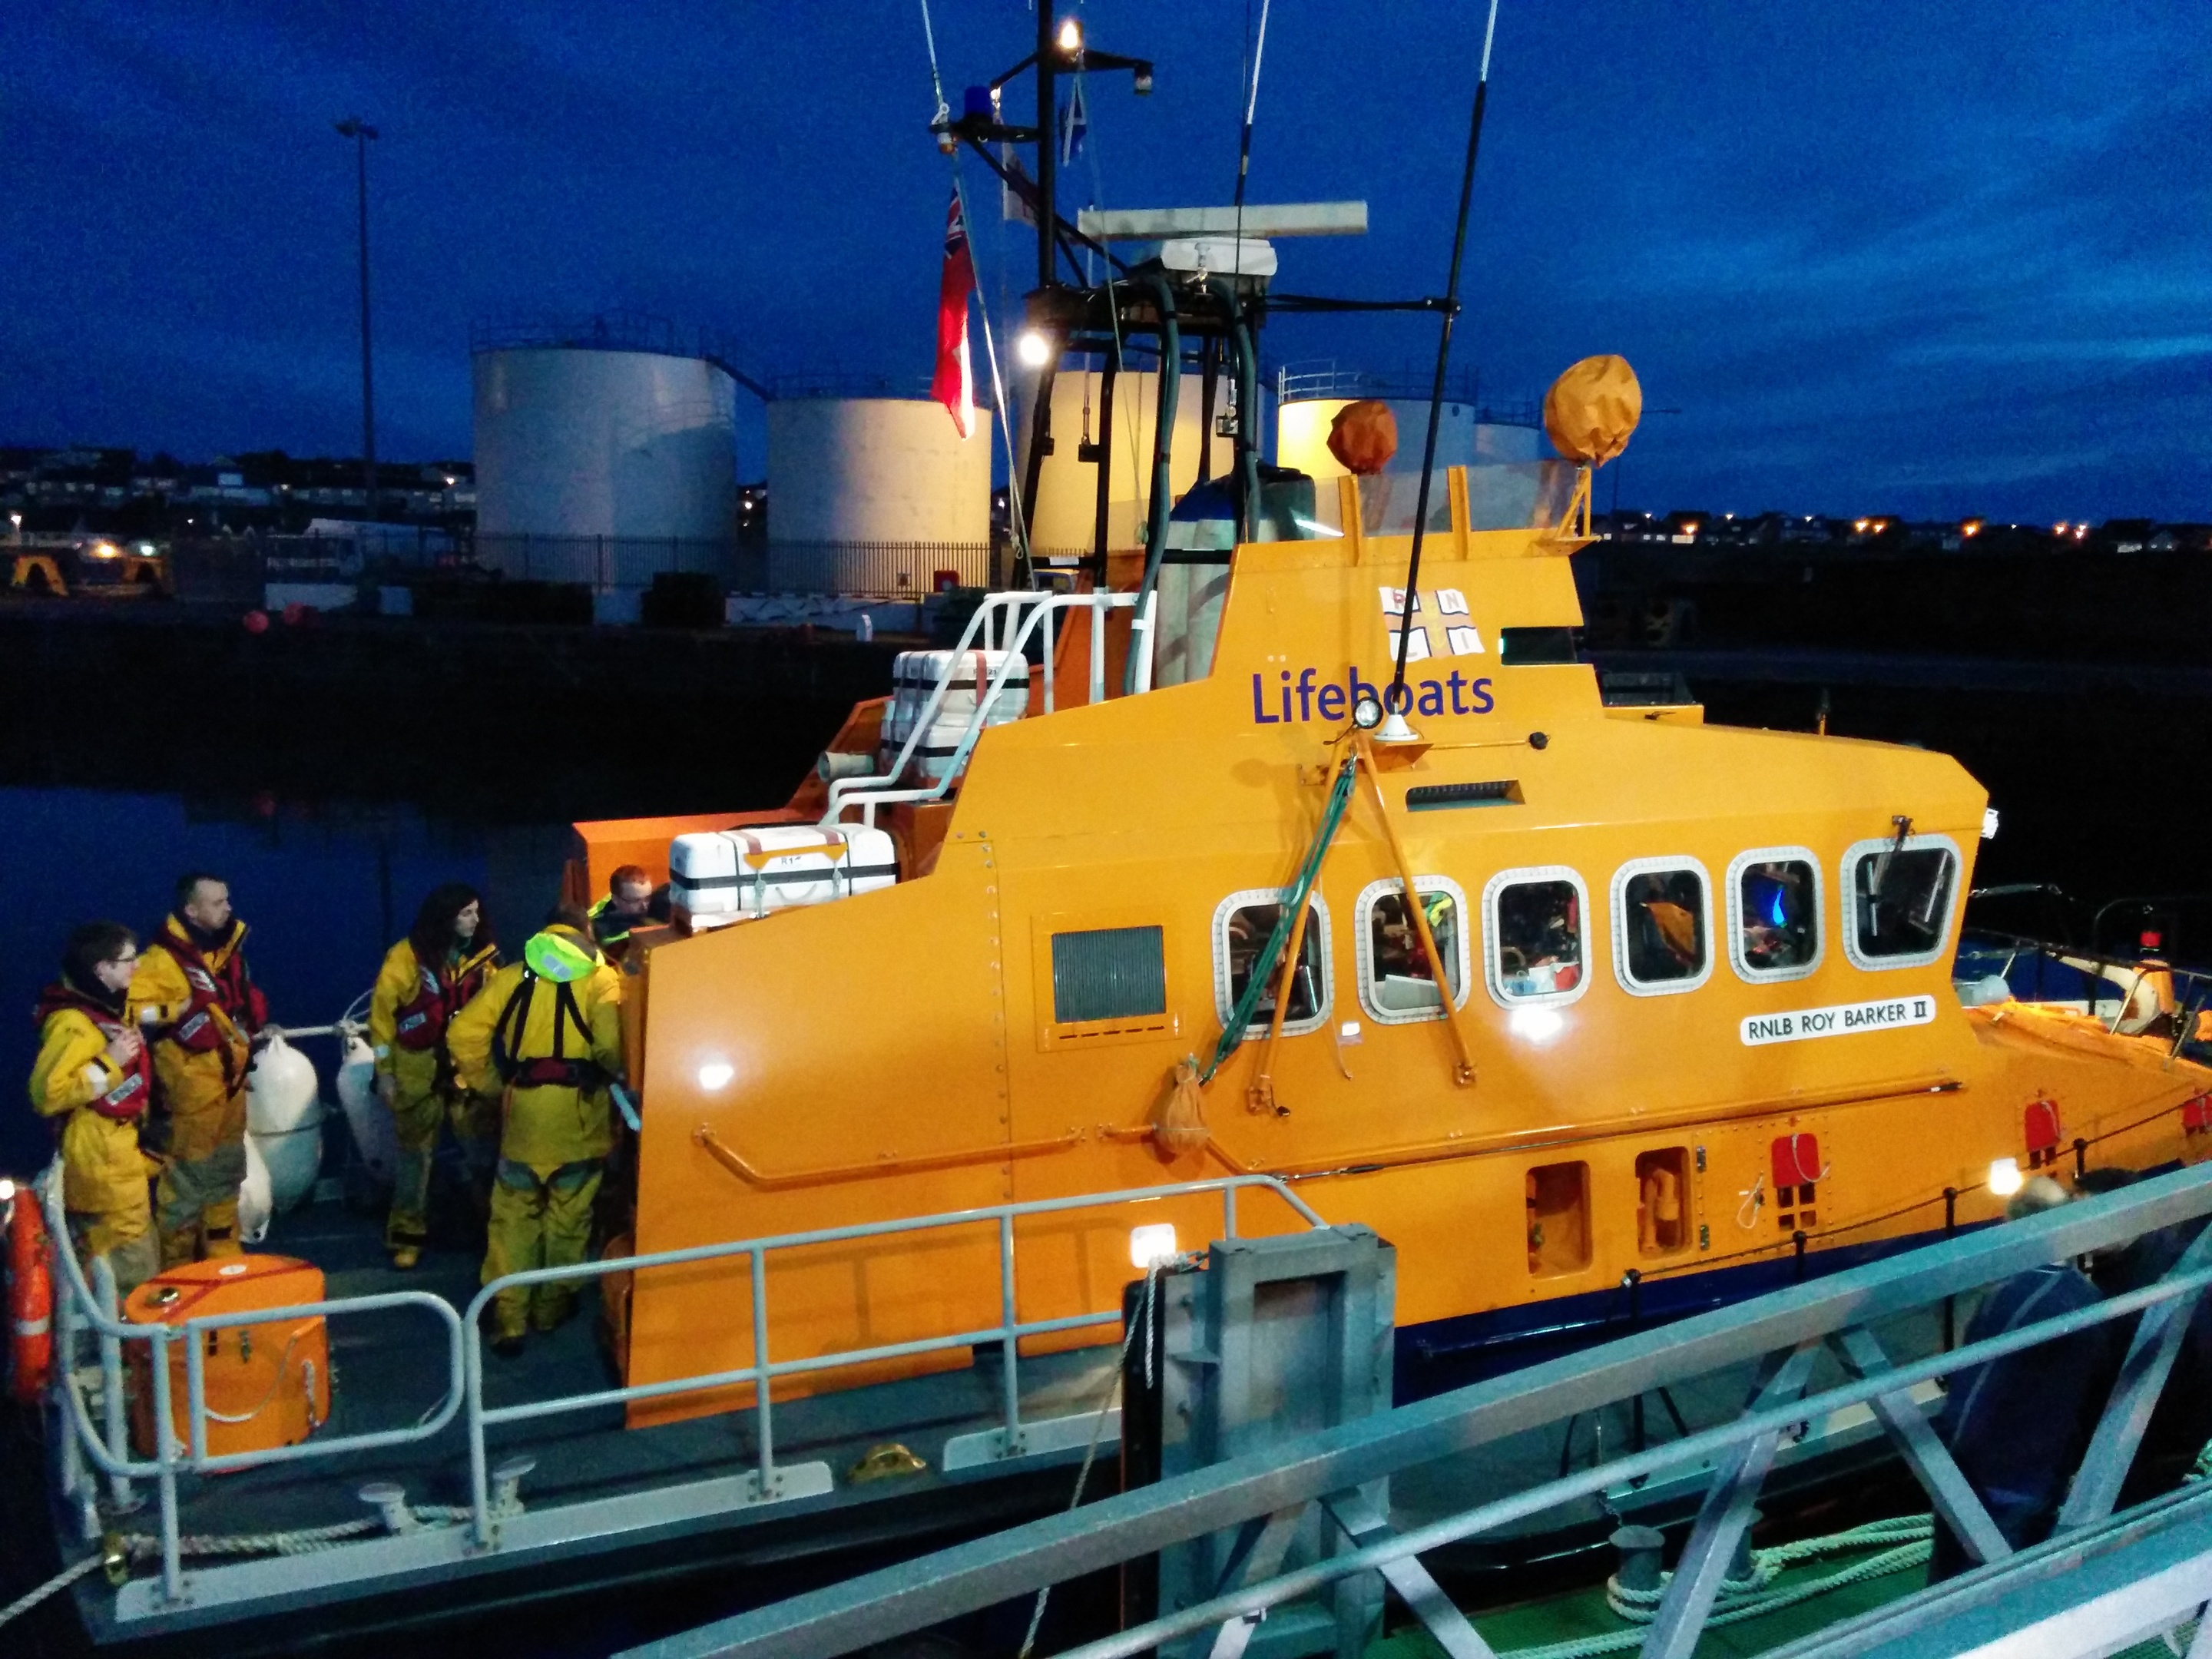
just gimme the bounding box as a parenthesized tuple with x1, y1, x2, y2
(756, 540, 996, 598)
(473, 534, 737, 591)
(1273, 358, 1541, 429)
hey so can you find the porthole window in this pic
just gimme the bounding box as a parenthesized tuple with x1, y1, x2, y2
(1211, 889, 1332, 1038)
(1482, 866, 1592, 1008)
(1610, 858, 1714, 996)
(1354, 876, 1471, 1024)
(1727, 847, 1823, 984)
(1841, 833, 1961, 969)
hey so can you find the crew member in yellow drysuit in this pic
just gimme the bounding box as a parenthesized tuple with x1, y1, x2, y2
(129, 874, 265, 1266)
(447, 911, 623, 1354)
(369, 883, 499, 1269)
(31, 923, 161, 1294)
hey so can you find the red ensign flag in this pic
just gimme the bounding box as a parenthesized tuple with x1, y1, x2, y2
(932, 190, 976, 439)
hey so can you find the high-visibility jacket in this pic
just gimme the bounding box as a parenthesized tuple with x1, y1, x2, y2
(369, 937, 498, 1089)
(128, 915, 260, 1163)
(447, 927, 624, 1174)
(30, 985, 161, 1217)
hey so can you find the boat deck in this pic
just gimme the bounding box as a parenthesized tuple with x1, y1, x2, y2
(57, 1186, 1960, 1646)
(64, 1187, 1131, 1645)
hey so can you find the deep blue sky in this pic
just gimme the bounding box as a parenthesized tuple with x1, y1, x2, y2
(5, 0, 2207, 521)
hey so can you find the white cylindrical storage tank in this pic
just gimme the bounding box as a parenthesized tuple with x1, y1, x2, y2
(764, 397, 992, 593)
(472, 347, 738, 584)
(1275, 397, 1541, 481)
(1014, 370, 1233, 561)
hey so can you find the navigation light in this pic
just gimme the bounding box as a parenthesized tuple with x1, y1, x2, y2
(1130, 1223, 1177, 1269)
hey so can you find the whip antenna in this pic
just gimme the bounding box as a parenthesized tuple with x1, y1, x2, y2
(1388, 0, 1502, 719)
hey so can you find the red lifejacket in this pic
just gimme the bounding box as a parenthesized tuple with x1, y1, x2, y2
(392, 945, 495, 1052)
(162, 919, 266, 1056)
(34, 983, 156, 1123)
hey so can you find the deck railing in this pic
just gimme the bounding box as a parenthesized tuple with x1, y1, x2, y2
(460, 1172, 1323, 1546)
(822, 585, 1159, 827)
(635, 1161, 2212, 1659)
(38, 1164, 1321, 1608)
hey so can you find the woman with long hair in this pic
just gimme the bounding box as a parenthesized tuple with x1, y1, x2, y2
(366, 884, 498, 1267)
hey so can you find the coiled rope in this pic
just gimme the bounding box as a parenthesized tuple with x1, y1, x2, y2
(1496, 1517, 1935, 1659)
(0, 1501, 496, 1628)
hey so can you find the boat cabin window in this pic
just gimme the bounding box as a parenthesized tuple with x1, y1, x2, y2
(1727, 848, 1824, 984)
(1051, 926, 1168, 1024)
(1212, 890, 1332, 1038)
(1483, 868, 1592, 1008)
(1354, 877, 1470, 1024)
(1611, 859, 1713, 995)
(1842, 835, 1960, 969)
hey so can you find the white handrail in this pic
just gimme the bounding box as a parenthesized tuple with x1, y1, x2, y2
(34, 1156, 1320, 1604)
(461, 1171, 1325, 1545)
(823, 588, 1158, 827)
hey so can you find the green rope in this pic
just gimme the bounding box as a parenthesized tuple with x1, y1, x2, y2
(1200, 759, 1359, 1084)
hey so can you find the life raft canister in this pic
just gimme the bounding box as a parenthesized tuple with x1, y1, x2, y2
(6, 1184, 55, 1405)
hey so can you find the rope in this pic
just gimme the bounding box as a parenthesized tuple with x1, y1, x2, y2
(916, 0, 949, 125)
(1200, 760, 1359, 1084)
(1498, 1518, 1935, 1659)
(0, 1550, 106, 1632)
(1017, 1258, 1167, 1658)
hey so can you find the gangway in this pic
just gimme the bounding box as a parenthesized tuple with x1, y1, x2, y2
(626, 1161, 2212, 1659)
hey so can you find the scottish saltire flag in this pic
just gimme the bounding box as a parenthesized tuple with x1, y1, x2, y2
(932, 189, 976, 439)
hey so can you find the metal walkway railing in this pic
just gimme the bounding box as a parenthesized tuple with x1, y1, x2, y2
(38, 1166, 1323, 1618)
(627, 1161, 2212, 1659)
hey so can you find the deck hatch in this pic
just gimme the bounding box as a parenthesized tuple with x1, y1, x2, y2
(1406, 780, 1522, 812)
(1051, 926, 1168, 1025)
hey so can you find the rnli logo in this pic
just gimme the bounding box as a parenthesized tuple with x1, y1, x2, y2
(1741, 995, 1937, 1047)
(1379, 585, 1487, 666)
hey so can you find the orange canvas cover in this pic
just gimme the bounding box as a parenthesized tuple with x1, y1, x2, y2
(1543, 354, 1642, 464)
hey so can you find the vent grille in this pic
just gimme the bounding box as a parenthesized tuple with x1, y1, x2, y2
(1051, 926, 1167, 1024)
(1406, 780, 1522, 812)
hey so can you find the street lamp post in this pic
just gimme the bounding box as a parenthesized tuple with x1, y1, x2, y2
(334, 117, 379, 522)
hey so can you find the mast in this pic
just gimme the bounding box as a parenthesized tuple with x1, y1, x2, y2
(1035, 5, 1057, 289)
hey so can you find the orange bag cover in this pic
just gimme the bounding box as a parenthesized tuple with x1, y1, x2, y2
(1327, 399, 1398, 475)
(1543, 355, 1642, 465)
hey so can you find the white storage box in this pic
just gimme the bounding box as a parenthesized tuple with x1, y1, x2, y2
(670, 824, 899, 929)
(877, 648, 1028, 780)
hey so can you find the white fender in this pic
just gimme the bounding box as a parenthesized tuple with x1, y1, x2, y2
(247, 1031, 320, 1135)
(239, 1134, 273, 1246)
(335, 1031, 399, 1186)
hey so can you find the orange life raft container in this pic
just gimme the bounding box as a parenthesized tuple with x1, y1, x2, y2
(125, 1255, 331, 1460)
